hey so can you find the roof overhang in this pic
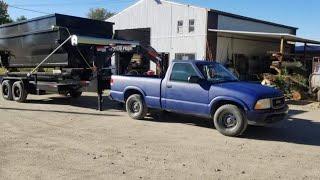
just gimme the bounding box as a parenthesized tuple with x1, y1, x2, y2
(208, 29, 320, 45)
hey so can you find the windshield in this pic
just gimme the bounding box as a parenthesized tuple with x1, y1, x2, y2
(197, 63, 238, 83)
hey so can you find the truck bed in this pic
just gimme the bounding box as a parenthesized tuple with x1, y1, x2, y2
(110, 75, 162, 109)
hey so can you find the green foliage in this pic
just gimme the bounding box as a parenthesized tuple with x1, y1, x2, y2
(273, 67, 309, 98)
(0, 67, 6, 75)
(274, 75, 290, 94)
(16, 15, 27, 22)
(87, 8, 115, 21)
(0, 0, 12, 24)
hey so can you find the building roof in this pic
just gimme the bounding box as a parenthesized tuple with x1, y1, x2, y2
(208, 29, 320, 44)
(110, 0, 298, 31)
(209, 9, 298, 30)
(295, 45, 320, 52)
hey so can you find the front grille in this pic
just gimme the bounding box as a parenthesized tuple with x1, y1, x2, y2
(272, 97, 285, 109)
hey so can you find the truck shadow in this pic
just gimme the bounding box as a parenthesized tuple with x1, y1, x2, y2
(0, 107, 120, 117)
(25, 95, 124, 111)
(147, 111, 214, 128)
(147, 109, 320, 147)
(243, 110, 320, 146)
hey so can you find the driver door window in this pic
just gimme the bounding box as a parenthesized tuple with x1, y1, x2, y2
(170, 63, 198, 82)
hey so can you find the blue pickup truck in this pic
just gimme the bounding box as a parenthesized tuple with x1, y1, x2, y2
(110, 60, 288, 137)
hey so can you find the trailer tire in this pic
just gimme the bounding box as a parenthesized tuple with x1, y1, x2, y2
(12, 81, 28, 103)
(70, 91, 82, 98)
(213, 104, 247, 137)
(126, 94, 148, 120)
(1, 80, 13, 101)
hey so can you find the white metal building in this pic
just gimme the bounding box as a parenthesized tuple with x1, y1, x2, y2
(107, 0, 298, 66)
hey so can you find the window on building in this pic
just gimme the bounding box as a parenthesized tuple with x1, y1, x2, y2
(177, 20, 183, 34)
(189, 19, 195, 32)
(170, 63, 198, 82)
(175, 53, 196, 60)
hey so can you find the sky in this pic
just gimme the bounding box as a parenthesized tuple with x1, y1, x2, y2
(6, 0, 320, 41)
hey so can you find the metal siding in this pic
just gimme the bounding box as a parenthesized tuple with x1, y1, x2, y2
(218, 15, 295, 34)
(108, 0, 207, 63)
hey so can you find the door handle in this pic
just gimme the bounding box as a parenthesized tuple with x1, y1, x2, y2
(167, 84, 172, 88)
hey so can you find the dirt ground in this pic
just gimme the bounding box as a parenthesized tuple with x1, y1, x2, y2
(0, 93, 320, 180)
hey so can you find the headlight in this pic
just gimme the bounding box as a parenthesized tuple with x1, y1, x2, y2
(255, 98, 271, 110)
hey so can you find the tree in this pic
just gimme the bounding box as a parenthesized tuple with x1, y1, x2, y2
(87, 8, 115, 21)
(16, 15, 27, 22)
(0, 0, 12, 24)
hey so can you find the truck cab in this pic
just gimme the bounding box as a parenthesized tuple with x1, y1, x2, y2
(110, 60, 289, 137)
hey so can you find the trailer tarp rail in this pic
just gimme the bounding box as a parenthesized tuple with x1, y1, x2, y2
(70, 35, 140, 47)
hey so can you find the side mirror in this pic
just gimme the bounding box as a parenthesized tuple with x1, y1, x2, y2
(188, 76, 201, 83)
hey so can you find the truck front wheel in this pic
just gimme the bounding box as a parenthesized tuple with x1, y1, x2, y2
(126, 94, 148, 120)
(1, 80, 13, 101)
(213, 104, 247, 137)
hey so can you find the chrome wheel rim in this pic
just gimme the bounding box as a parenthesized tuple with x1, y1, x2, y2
(131, 101, 141, 113)
(222, 113, 237, 128)
(13, 86, 20, 98)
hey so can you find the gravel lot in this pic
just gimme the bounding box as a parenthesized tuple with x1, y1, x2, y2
(0, 92, 320, 180)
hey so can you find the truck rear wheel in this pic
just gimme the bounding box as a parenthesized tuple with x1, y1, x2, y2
(1, 80, 13, 101)
(213, 104, 247, 137)
(126, 94, 148, 120)
(12, 81, 28, 103)
(70, 90, 82, 98)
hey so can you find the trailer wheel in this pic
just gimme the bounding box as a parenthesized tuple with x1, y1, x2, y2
(213, 104, 247, 137)
(1, 80, 13, 101)
(126, 94, 148, 120)
(12, 81, 28, 103)
(70, 91, 82, 98)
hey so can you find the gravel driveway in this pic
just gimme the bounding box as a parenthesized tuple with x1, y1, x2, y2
(0, 93, 319, 179)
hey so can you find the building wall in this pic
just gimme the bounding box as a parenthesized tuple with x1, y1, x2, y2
(108, 0, 208, 63)
(216, 37, 280, 64)
(215, 14, 295, 63)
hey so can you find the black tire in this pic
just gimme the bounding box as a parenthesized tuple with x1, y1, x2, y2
(1, 80, 13, 101)
(213, 104, 247, 137)
(70, 90, 82, 98)
(125, 94, 148, 120)
(12, 81, 28, 103)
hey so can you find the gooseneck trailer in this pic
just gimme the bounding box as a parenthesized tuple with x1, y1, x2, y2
(0, 14, 154, 111)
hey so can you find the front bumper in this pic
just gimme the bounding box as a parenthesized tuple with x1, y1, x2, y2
(246, 105, 289, 126)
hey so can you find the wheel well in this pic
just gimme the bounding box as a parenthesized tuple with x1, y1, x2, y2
(211, 100, 245, 117)
(124, 89, 143, 102)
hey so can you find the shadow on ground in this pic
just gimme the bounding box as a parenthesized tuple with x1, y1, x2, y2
(0, 95, 123, 117)
(146, 109, 320, 147)
(25, 94, 124, 111)
(0, 106, 120, 117)
(2, 92, 319, 146)
(286, 100, 316, 106)
(243, 109, 320, 146)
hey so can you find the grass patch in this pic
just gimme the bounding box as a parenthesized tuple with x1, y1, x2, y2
(0, 68, 54, 75)
(0, 68, 6, 75)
